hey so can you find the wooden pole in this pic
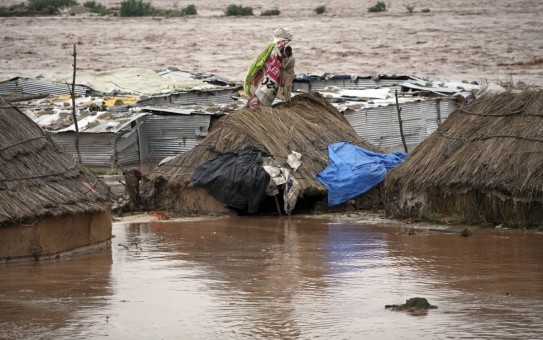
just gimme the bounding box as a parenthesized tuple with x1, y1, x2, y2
(71, 44, 82, 164)
(395, 89, 408, 153)
(436, 98, 442, 126)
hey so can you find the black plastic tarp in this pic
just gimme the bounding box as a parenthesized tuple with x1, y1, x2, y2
(188, 146, 270, 213)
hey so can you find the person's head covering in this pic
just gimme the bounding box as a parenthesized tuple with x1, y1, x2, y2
(274, 28, 293, 44)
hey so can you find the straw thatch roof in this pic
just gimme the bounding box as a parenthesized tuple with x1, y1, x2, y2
(0, 97, 112, 227)
(144, 91, 381, 211)
(384, 89, 543, 226)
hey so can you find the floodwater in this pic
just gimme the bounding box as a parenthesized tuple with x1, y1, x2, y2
(1, 217, 542, 339)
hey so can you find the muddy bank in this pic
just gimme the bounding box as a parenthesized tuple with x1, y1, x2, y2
(112, 209, 486, 237)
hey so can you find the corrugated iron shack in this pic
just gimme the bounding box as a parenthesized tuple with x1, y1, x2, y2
(293, 73, 481, 152)
(1, 69, 244, 173)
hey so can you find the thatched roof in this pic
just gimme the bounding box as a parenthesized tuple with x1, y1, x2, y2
(0, 97, 112, 227)
(385, 89, 543, 198)
(147, 91, 381, 198)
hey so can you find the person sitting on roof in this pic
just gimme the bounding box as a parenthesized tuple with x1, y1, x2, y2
(244, 28, 293, 108)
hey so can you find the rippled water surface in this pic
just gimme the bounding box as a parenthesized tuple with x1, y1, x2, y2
(1, 216, 542, 339)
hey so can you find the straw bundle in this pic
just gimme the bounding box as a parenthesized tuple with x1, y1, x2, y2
(145, 91, 380, 205)
(0, 97, 112, 227)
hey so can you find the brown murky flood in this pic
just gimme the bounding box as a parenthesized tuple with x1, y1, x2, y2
(1, 216, 542, 339)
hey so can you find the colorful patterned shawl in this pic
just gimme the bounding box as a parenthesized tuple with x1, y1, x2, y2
(244, 28, 293, 107)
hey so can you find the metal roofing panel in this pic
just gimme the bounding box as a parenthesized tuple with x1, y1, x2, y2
(134, 87, 240, 107)
(293, 74, 410, 92)
(55, 111, 148, 133)
(140, 106, 214, 115)
(0, 77, 89, 97)
(169, 89, 239, 106)
(399, 78, 480, 96)
(157, 69, 241, 87)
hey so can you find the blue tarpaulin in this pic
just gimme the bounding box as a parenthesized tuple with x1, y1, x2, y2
(317, 142, 407, 207)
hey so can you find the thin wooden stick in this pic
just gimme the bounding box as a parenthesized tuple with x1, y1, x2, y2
(395, 89, 408, 153)
(71, 44, 82, 164)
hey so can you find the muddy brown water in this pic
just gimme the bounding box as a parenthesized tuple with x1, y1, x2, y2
(1, 216, 542, 339)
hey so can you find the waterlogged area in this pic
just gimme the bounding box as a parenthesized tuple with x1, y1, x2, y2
(1, 216, 543, 339)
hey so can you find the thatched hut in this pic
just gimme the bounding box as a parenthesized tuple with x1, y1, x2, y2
(142, 91, 383, 214)
(0, 97, 112, 262)
(384, 89, 543, 227)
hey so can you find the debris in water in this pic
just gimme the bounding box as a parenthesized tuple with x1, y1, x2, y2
(385, 297, 438, 311)
(460, 228, 473, 237)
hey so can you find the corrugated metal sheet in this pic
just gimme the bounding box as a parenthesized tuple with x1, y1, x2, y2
(157, 69, 241, 87)
(344, 99, 457, 150)
(291, 73, 464, 151)
(56, 111, 148, 133)
(170, 88, 239, 105)
(145, 115, 211, 162)
(399, 78, 481, 95)
(140, 106, 214, 115)
(51, 132, 116, 168)
(136, 88, 240, 107)
(0, 77, 90, 97)
(116, 126, 140, 167)
(49, 113, 212, 169)
(293, 75, 410, 92)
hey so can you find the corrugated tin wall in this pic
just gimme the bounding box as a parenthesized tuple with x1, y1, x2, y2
(293, 76, 409, 93)
(50, 115, 211, 170)
(136, 88, 238, 107)
(344, 99, 457, 151)
(116, 127, 140, 167)
(51, 132, 116, 168)
(0, 78, 89, 97)
(170, 89, 238, 105)
(145, 114, 211, 163)
(50, 115, 211, 168)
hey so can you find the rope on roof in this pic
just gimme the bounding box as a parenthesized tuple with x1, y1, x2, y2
(0, 135, 46, 152)
(436, 129, 543, 143)
(0, 157, 77, 183)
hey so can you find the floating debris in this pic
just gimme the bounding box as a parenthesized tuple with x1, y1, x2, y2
(398, 226, 416, 236)
(460, 228, 473, 237)
(385, 297, 438, 311)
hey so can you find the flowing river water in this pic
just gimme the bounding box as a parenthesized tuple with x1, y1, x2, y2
(1, 216, 542, 339)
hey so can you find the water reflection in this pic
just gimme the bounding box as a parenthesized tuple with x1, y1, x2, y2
(0, 250, 113, 339)
(1, 217, 542, 339)
(386, 228, 543, 338)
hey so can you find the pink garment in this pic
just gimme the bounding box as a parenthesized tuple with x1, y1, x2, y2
(248, 41, 285, 108)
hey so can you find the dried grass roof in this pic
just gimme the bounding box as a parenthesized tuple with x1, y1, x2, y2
(0, 97, 112, 227)
(148, 91, 381, 196)
(385, 89, 543, 197)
